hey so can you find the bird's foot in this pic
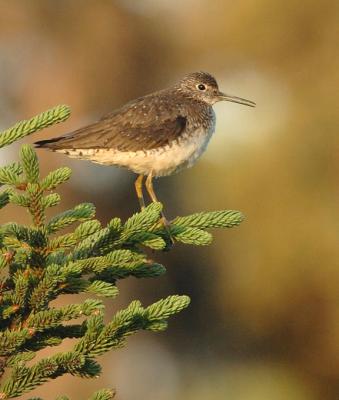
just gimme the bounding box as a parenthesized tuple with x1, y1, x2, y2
(161, 214, 175, 247)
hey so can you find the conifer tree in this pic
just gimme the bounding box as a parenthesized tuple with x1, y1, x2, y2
(0, 106, 243, 399)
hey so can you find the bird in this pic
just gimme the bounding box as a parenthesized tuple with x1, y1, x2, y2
(35, 72, 255, 221)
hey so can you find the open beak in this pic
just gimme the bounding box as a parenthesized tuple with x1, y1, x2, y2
(218, 92, 256, 107)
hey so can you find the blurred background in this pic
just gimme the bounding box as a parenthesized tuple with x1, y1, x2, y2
(0, 1, 339, 399)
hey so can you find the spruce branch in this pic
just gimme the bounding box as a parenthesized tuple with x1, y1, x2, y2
(46, 203, 96, 234)
(172, 209, 245, 229)
(20, 145, 40, 184)
(25, 388, 116, 400)
(0, 106, 244, 399)
(88, 388, 116, 400)
(40, 167, 72, 191)
(0, 164, 22, 187)
(0, 105, 70, 149)
(0, 191, 10, 210)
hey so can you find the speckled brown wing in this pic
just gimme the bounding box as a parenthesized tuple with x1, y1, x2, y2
(35, 93, 188, 152)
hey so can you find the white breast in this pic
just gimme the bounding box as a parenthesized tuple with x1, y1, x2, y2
(57, 113, 216, 177)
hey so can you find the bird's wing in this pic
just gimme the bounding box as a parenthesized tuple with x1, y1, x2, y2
(35, 96, 187, 152)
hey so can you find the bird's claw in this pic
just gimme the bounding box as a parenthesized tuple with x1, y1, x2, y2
(161, 215, 175, 247)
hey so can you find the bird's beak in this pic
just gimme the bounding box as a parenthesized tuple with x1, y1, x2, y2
(218, 91, 256, 107)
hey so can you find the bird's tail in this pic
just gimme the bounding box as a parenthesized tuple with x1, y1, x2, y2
(34, 136, 66, 149)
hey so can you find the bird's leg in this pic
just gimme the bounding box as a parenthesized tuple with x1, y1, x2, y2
(145, 173, 159, 203)
(145, 173, 174, 246)
(145, 173, 171, 228)
(134, 174, 145, 210)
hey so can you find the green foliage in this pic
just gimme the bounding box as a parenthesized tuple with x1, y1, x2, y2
(0, 105, 70, 149)
(0, 107, 243, 399)
(88, 389, 116, 400)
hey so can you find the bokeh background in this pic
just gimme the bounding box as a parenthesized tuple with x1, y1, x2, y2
(1, 1, 339, 399)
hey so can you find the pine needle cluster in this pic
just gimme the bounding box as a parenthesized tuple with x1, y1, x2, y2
(0, 106, 243, 399)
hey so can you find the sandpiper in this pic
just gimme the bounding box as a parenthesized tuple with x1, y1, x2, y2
(35, 72, 255, 215)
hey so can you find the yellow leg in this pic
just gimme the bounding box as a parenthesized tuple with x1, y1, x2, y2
(134, 174, 145, 210)
(145, 173, 158, 203)
(145, 173, 171, 229)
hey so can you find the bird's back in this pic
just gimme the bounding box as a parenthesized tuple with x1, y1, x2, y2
(35, 86, 217, 176)
(35, 89, 213, 152)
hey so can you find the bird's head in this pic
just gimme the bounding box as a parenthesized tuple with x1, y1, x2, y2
(178, 71, 255, 107)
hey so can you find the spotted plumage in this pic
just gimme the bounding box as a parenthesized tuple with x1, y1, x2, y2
(35, 72, 255, 212)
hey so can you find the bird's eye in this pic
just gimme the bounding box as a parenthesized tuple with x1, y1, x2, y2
(197, 84, 206, 91)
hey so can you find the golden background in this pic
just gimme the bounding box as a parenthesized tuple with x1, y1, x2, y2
(0, 1, 338, 399)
